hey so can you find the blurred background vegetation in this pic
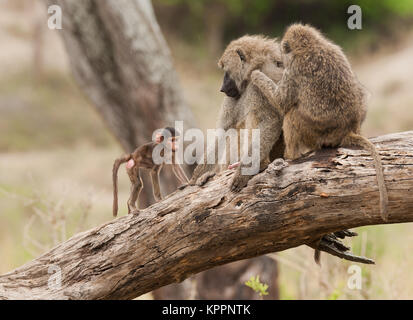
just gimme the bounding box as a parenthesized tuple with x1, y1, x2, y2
(0, 0, 413, 299)
(155, 0, 413, 58)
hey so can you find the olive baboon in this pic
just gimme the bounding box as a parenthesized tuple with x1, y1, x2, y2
(112, 127, 188, 216)
(251, 24, 389, 221)
(189, 35, 285, 191)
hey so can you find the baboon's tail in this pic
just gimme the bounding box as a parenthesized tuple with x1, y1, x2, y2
(342, 132, 388, 221)
(113, 154, 132, 217)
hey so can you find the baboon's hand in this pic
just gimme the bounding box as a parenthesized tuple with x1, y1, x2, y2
(228, 161, 240, 170)
(230, 170, 252, 192)
(251, 69, 263, 83)
(251, 69, 275, 91)
(188, 176, 197, 186)
(188, 172, 202, 186)
(189, 164, 209, 185)
(196, 172, 216, 186)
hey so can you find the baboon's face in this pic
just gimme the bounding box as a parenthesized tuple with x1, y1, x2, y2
(218, 48, 247, 99)
(167, 136, 179, 152)
(218, 36, 285, 98)
(220, 71, 240, 98)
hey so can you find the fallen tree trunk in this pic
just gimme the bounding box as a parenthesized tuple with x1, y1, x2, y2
(1, 131, 412, 300)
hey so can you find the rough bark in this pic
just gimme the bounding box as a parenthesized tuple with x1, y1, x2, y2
(0, 131, 412, 300)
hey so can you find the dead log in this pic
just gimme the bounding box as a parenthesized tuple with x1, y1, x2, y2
(0, 131, 412, 300)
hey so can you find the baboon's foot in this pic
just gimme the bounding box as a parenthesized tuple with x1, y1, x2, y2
(196, 172, 216, 186)
(178, 184, 188, 190)
(127, 204, 137, 214)
(230, 172, 252, 192)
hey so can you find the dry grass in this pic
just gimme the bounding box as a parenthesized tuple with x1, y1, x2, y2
(275, 223, 413, 299)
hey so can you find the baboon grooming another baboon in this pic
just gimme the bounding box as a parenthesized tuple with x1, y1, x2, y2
(112, 127, 188, 216)
(190, 35, 285, 191)
(251, 24, 389, 221)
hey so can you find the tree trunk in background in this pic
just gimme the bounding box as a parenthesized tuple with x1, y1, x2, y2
(46, 0, 196, 207)
(32, 1, 45, 79)
(46, 0, 278, 300)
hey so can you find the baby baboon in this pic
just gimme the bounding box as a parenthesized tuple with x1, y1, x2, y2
(190, 35, 285, 191)
(112, 127, 188, 217)
(251, 23, 388, 220)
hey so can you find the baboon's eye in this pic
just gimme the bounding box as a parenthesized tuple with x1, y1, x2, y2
(275, 60, 283, 68)
(282, 41, 291, 54)
(236, 49, 246, 62)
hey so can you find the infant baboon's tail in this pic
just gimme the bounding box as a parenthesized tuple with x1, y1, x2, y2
(112, 154, 132, 217)
(342, 132, 388, 221)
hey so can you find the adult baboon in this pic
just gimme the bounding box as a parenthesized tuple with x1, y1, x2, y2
(251, 24, 388, 221)
(190, 35, 285, 191)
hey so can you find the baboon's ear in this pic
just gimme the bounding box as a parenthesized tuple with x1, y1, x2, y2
(236, 49, 246, 62)
(282, 41, 291, 54)
(275, 60, 284, 68)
